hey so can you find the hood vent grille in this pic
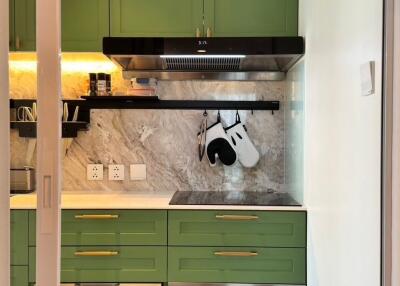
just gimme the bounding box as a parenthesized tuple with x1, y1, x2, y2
(164, 57, 242, 71)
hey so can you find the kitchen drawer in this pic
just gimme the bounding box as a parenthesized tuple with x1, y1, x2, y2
(29, 210, 167, 246)
(11, 266, 28, 286)
(11, 210, 29, 265)
(29, 246, 167, 283)
(168, 210, 306, 247)
(168, 246, 306, 284)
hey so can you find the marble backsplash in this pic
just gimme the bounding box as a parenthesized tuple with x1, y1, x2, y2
(10, 54, 285, 193)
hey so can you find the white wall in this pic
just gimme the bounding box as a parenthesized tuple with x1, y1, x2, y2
(299, 0, 383, 285)
(0, 0, 10, 283)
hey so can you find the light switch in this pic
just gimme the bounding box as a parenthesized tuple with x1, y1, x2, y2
(130, 164, 147, 181)
(360, 61, 375, 96)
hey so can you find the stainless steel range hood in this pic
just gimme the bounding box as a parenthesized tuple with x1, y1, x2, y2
(103, 37, 305, 81)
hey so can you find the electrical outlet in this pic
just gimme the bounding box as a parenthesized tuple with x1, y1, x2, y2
(87, 164, 103, 181)
(130, 164, 146, 181)
(108, 164, 125, 181)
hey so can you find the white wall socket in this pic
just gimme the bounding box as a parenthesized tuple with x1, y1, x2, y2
(109, 164, 125, 181)
(130, 164, 146, 181)
(87, 164, 104, 181)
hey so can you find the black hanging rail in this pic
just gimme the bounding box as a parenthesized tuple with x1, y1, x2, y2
(80, 96, 280, 111)
(10, 97, 280, 138)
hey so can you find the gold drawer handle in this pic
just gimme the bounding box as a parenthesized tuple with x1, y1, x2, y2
(74, 214, 119, 220)
(214, 251, 258, 257)
(74, 251, 119, 257)
(215, 215, 259, 221)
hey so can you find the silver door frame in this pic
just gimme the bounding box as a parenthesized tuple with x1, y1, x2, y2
(0, 0, 10, 283)
(35, 0, 63, 285)
(382, 0, 400, 285)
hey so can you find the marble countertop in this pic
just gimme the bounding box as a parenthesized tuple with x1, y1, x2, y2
(10, 191, 306, 211)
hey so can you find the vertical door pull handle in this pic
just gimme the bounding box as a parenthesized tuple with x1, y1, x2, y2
(196, 28, 202, 37)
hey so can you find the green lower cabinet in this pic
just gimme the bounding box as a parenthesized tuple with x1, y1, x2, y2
(29, 210, 167, 246)
(168, 210, 306, 247)
(29, 246, 167, 283)
(168, 246, 306, 284)
(204, 0, 298, 37)
(11, 266, 29, 286)
(11, 210, 29, 265)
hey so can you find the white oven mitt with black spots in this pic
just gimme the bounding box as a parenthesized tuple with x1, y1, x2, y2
(206, 122, 237, 166)
(226, 121, 260, 168)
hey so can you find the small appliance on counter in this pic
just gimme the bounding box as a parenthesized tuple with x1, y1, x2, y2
(10, 167, 35, 194)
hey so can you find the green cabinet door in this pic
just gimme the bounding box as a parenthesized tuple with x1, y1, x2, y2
(169, 210, 306, 247)
(10, 210, 29, 266)
(168, 246, 306, 284)
(29, 246, 168, 283)
(204, 0, 298, 37)
(110, 0, 204, 37)
(13, 0, 109, 51)
(11, 266, 29, 286)
(29, 210, 167, 246)
(9, 0, 15, 51)
(62, 0, 110, 52)
(14, 0, 36, 51)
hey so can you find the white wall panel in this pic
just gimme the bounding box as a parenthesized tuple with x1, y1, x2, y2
(300, 0, 383, 285)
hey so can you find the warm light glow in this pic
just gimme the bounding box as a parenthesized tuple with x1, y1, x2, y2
(160, 55, 246, 59)
(9, 52, 118, 73)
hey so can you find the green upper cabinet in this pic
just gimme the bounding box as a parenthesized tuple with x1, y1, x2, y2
(110, 0, 204, 37)
(204, 0, 298, 37)
(11, 0, 110, 52)
(14, 0, 36, 51)
(62, 0, 110, 52)
(9, 0, 15, 51)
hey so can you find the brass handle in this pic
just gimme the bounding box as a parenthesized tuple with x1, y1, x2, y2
(16, 36, 21, 50)
(196, 27, 202, 37)
(206, 27, 212, 37)
(215, 215, 259, 221)
(74, 251, 119, 257)
(214, 251, 258, 257)
(74, 214, 119, 220)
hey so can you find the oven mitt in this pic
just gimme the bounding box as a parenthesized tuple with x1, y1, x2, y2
(226, 121, 260, 168)
(206, 122, 237, 166)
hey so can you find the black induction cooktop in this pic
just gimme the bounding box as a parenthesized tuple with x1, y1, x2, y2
(169, 191, 301, 206)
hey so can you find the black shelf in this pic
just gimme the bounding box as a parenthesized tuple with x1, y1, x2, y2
(80, 96, 280, 111)
(10, 97, 280, 138)
(10, 121, 89, 138)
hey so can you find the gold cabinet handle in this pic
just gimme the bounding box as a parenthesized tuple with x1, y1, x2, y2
(215, 215, 259, 221)
(15, 36, 21, 50)
(214, 251, 258, 257)
(206, 27, 212, 37)
(196, 27, 202, 37)
(74, 251, 119, 257)
(74, 214, 119, 220)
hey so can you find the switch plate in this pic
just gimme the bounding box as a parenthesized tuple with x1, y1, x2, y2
(360, 61, 375, 96)
(108, 164, 125, 181)
(87, 164, 103, 181)
(130, 164, 146, 181)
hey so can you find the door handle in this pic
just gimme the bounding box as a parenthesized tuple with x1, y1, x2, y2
(74, 251, 119, 257)
(15, 36, 21, 50)
(196, 27, 202, 37)
(74, 214, 119, 219)
(214, 251, 258, 257)
(206, 27, 212, 37)
(215, 214, 259, 221)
